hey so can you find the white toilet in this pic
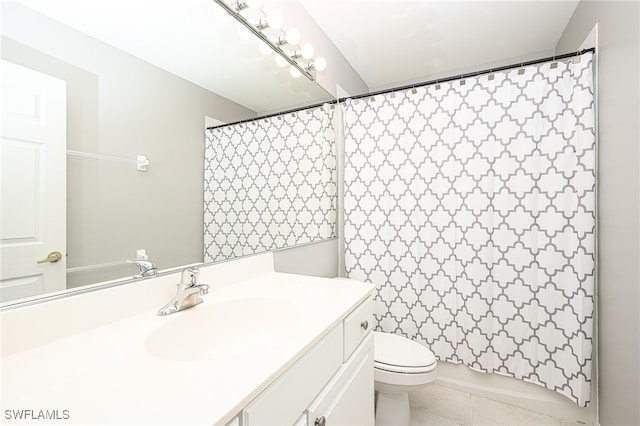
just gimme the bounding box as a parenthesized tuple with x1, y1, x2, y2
(373, 331, 437, 426)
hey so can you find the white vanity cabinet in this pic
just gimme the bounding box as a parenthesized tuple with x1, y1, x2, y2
(241, 298, 374, 426)
(305, 333, 373, 426)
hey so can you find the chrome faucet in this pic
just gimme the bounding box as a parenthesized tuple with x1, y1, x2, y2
(157, 267, 210, 316)
(127, 259, 157, 278)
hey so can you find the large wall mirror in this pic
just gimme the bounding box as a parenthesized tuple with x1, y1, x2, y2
(0, 0, 335, 305)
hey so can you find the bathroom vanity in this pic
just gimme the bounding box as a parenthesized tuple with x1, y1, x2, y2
(0, 253, 375, 425)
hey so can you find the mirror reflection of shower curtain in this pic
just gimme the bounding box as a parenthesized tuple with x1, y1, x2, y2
(343, 52, 595, 407)
(204, 104, 336, 263)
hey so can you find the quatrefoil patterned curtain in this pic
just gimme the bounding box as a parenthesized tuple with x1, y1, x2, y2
(343, 52, 595, 406)
(204, 104, 336, 262)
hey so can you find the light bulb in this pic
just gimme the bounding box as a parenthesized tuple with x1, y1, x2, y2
(275, 55, 288, 67)
(285, 28, 301, 45)
(245, 0, 262, 9)
(258, 41, 272, 55)
(290, 66, 302, 78)
(301, 43, 315, 60)
(266, 9, 284, 29)
(314, 56, 327, 72)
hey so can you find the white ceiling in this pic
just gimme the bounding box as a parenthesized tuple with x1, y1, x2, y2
(300, 0, 580, 91)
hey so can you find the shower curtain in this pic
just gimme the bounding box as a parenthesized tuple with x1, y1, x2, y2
(204, 104, 336, 263)
(343, 52, 595, 406)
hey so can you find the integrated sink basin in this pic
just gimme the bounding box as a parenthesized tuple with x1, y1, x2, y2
(145, 297, 300, 361)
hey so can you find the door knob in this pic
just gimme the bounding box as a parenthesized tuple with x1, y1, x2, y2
(37, 251, 62, 264)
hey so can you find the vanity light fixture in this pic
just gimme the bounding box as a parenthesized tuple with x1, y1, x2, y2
(314, 57, 327, 72)
(274, 28, 301, 47)
(213, 0, 327, 81)
(255, 9, 284, 30)
(285, 28, 301, 45)
(292, 43, 315, 60)
(306, 56, 327, 72)
(233, 0, 262, 12)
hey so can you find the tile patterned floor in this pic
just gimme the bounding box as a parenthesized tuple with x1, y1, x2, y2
(408, 384, 592, 426)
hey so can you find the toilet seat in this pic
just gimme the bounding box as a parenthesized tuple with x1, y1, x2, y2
(375, 361, 437, 374)
(373, 331, 437, 374)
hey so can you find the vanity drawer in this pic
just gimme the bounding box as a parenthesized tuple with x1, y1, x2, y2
(343, 298, 373, 361)
(242, 323, 343, 426)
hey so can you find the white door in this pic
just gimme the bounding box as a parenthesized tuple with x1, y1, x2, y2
(1, 60, 67, 303)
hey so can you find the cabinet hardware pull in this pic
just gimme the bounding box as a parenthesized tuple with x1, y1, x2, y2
(360, 320, 369, 330)
(315, 416, 326, 426)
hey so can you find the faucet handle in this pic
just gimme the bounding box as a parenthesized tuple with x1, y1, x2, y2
(127, 259, 157, 277)
(180, 267, 200, 285)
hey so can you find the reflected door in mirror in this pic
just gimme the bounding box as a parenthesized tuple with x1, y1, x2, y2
(1, 61, 67, 302)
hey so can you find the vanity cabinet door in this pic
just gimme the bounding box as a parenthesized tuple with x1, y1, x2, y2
(307, 334, 374, 426)
(242, 324, 343, 425)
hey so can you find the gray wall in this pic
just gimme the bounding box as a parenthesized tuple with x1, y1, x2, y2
(2, 3, 256, 287)
(273, 239, 338, 278)
(556, 2, 640, 425)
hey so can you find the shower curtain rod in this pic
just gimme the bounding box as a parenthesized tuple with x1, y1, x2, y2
(206, 99, 338, 130)
(206, 47, 594, 130)
(342, 47, 596, 102)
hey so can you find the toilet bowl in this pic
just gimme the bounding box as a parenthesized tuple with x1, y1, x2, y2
(374, 331, 437, 426)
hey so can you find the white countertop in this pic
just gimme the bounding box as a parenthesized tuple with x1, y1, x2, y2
(1, 265, 374, 425)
